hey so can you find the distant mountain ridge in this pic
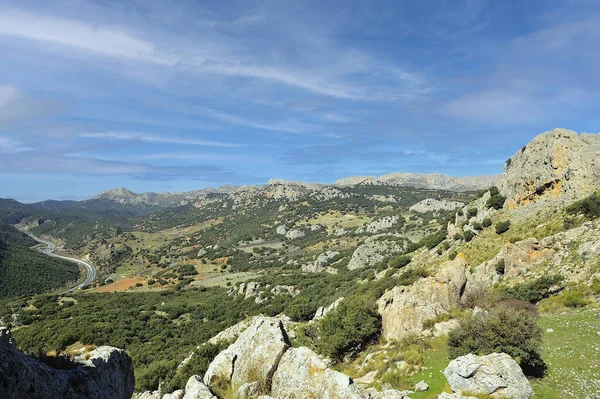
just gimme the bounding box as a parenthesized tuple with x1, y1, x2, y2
(334, 172, 500, 191)
(94, 173, 498, 208)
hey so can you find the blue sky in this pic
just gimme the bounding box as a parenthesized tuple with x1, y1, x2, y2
(1, 0, 599, 202)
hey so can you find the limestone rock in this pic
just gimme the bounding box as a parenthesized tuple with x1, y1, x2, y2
(285, 229, 305, 240)
(498, 128, 600, 207)
(183, 375, 217, 399)
(303, 251, 340, 272)
(276, 225, 287, 235)
(271, 347, 365, 399)
(378, 255, 467, 341)
(443, 353, 534, 399)
(354, 370, 378, 385)
(0, 329, 134, 399)
(432, 319, 460, 337)
(313, 297, 344, 320)
(414, 380, 429, 391)
(410, 199, 463, 213)
(438, 393, 478, 399)
(364, 216, 398, 233)
(234, 381, 261, 399)
(163, 389, 184, 399)
(204, 316, 290, 393)
(348, 236, 406, 270)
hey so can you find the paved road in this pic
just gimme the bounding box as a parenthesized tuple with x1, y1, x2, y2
(25, 232, 97, 294)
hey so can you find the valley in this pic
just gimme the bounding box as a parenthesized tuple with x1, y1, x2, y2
(1, 129, 600, 398)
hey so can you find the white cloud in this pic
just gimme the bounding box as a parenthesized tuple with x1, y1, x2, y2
(0, 136, 33, 153)
(79, 131, 244, 147)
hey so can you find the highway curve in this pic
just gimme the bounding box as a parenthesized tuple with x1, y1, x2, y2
(24, 232, 97, 294)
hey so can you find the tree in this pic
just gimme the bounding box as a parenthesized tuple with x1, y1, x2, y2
(318, 296, 381, 363)
(566, 192, 600, 219)
(448, 303, 546, 377)
(486, 193, 507, 210)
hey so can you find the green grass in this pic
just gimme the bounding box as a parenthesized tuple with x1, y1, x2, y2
(532, 309, 600, 398)
(399, 336, 452, 399)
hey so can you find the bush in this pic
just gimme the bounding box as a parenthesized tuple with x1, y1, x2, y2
(448, 250, 458, 260)
(448, 304, 546, 377)
(495, 220, 511, 234)
(486, 194, 507, 210)
(463, 230, 474, 242)
(566, 192, 600, 219)
(494, 259, 505, 275)
(388, 255, 411, 269)
(591, 277, 600, 294)
(467, 208, 478, 218)
(147, 279, 156, 286)
(562, 289, 590, 308)
(499, 275, 564, 303)
(482, 217, 492, 227)
(472, 222, 482, 231)
(489, 186, 500, 196)
(318, 296, 381, 363)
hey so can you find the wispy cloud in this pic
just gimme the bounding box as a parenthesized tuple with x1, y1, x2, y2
(0, 136, 33, 153)
(80, 131, 244, 147)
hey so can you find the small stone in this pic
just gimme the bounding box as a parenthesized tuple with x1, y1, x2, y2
(415, 380, 429, 391)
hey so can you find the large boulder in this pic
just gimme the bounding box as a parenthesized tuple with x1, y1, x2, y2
(271, 347, 365, 399)
(378, 255, 468, 341)
(0, 329, 134, 399)
(183, 375, 216, 399)
(443, 353, 534, 399)
(204, 316, 290, 393)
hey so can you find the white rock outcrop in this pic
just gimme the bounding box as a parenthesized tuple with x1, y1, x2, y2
(0, 328, 134, 399)
(443, 353, 534, 399)
(378, 255, 468, 341)
(410, 199, 463, 213)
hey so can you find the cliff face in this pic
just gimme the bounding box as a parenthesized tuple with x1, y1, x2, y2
(0, 327, 135, 399)
(498, 128, 600, 208)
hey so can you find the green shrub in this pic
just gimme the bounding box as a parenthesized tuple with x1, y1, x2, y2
(562, 289, 590, 308)
(591, 278, 600, 294)
(494, 259, 505, 275)
(448, 250, 458, 260)
(388, 255, 411, 269)
(489, 186, 500, 196)
(318, 296, 381, 363)
(495, 220, 511, 234)
(472, 222, 482, 231)
(499, 275, 564, 303)
(467, 209, 478, 218)
(448, 303, 546, 377)
(486, 194, 506, 210)
(566, 192, 600, 219)
(463, 230, 474, 242)
(482, 217, 492, 228)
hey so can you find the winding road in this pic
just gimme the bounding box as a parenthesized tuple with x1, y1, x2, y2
(24, 231, 97, 294)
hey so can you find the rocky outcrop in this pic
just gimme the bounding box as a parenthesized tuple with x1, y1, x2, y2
(271, 347, 366, 399)
(276, 225, 287, 235)
(302, 251, 339, 273)
(443, 353, 534, 399)
(313, 297, 344, 320)
(498, 128, 600, 208)
(285, 229, 305, 240)
(204, 316, 290, 393)
(348, 236, 406, 270)
(196, 315, 412, 399)
(356, 216, 398, 234)
(183, 375, 216, 398)
(0, 329, 134, 399)
(410, 199, 463, 213)
(377, 255, 468, 341)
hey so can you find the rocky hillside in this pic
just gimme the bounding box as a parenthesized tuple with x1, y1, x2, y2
(93, 187, 236, 208)
(2, 128, 600, 398)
